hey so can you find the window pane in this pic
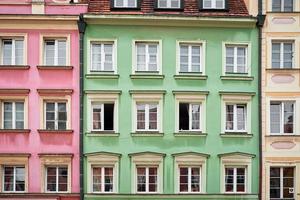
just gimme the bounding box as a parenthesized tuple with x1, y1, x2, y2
(58, 167, 68, 192)
(91, 44, 102, 71)
(237, 47, 246, 73)
(171, 0, 180, 8)
(226, 105, 234, 130)
(137, 104, 145, 130)
(57, 103, 67, 130)
(137, 167, 146, 192)
(270, 102, 281, 133)
(45, 40, 55, 65)
(58, 40, 66, 66)
(93, 106, 102, 130)
(15, 167, 25, 192)
(284, 0, 293, 12)
(180, 45, 189, 72)
(272, 43, 281, 68)
(149, 104, 157, 130)
(104, 167, 114, 192)
(203, 0, 212, 8)
(284, 102, 294, 133)
(283, 43, 293, 68)
(128, 0, 136, 7)
(236, 168, 245, 192)
(149, 167, 157, 192)
(225, 168, 234, 192)
(237, 105, 246, 131)
(3, 40, 12, 65)
(46, 167, 57, 192)
(4, 167, 14, 191)
(191, 46, 201, 72)
(104, 103, 114, 130)
(191, 104, 200, 130)
(226, 47, 234, 73)
(148, 44, 158, 71)
(272, 0, 281, 11)
(191, 168, 200, 192)
(92, 167, 102, 192)
(216, 0, 224, 8)
(115, 0, 124, 7)
(136, 44, 146, 71)
(158, 0, 167, 7)
(15, 40, 24, 65)
(4, 102, 13, 129)
(179, 103, 189, 131)
(104, 44, 113, 71)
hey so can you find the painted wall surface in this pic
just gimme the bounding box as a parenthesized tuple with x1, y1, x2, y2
(83, 23, 259, 199)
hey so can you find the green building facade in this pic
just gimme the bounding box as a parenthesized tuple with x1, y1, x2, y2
(82, 1, 259, 199)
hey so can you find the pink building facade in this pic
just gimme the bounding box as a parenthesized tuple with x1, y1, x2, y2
(0, 1, 87, 199)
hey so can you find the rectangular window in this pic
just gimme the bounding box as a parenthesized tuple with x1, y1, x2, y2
(92, 166, 114, 193)
(114, 0, 137, 8)
(203, 0, 225, 9)
(3, 166, 25, 192)
(44, 39, 67, 66)
(272, 0, 293, 12)
(3, 102, 24, 129)
(91, 42, 114, 72)
(92, 103, 114, 131)
(157, 0, 181, 8)
(1, 39, 24, 65)
(136, 166, 158, 193)
(272, 42, 293, 69)
(225, 167, 246, 193)
(179, 44, 201, 73)
(136, 42, 159, 72)
(225, 104, 247, 132)
(46, 166, 68, 192)
(179, 103, 201, 131)
(270, 167, 294, 199)
(270, 101, 294, 134)
(45, 102, 67, 130)
(136, 103, 158, 131)
(225, 45, 247, 73)
(179, 167, 201, 193)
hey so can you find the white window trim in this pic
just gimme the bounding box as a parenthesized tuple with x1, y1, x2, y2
(132, 40, 162, 74)
(224, 166, 247, 193)
(269, 0, 296, 12)
(132, 93, 163, 133)
(222, 42, 251, 76)
(1, 101, 25, 129)
(87, 93, 119, 133)
(88, 39, 117, 73)
(114, 0, 137, 7)
(203, 0, 225, 9)
(43, 39, 67, 66)
(158, 0, 181, 9)
(0, 38, 24, 65)
(86, 153, 119, 194)
(45, 166, 69, 193)
(221, 95, 252, 134)
(136, 166, 158, 193)
(2, 166, 25, 193)
(136, 103, 159, 132)
(225, 104, 247, 132)
(175, 93, 207, 133)
(271, 41, 294, 69)
(176, 40, 206, 75)
(43, 101, 68, 130)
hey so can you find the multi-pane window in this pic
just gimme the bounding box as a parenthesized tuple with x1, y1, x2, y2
(44, 39, 67, 66)
(92, 166, 114, 193)
(45, 102, 67, 130)
(203, 0, 225, 9)
(1, 39, 24, 65)
(136, 166, 158, 193)
(114, 0, 137, 7)
(270, 101, 294, 134)
(3, 166, 25, 192)
(92, 103, 114, 131)
(179, 167, 201, 193)
(46, 166, 68, 192)
(179, 103, 201, 131)
(136, 42, 159, 72)
(272, 42, 293, 69)
(225, 167, 246, 193)
(270, 167, 294, 199)
(225, 45, 247, 73)
(91, 42, 114, 72)
(2, 102, 24, 129)
(157, 0, 181, 9)
(272, 0, 293, 12)
(225, 104, 247, 132)
(179, 44, 201, 73)
(136, 103, 158, 131)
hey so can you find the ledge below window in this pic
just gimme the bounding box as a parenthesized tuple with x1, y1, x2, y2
(86, 131, 119, 137)
(37, 65, 73, 70)
(85, 74, 119, 79)
(265, 134, 300, 137)
(220, 133, 253, 138)
(266, 68, 300, 73)
(220, 76, 254, 81)
(0, 65, 30, 70)
(130, 74, 165, 79)
(131, 132, 164, 137)
(0, 129, 31, 133)
(174, 74, 207, 80)
(37, 129, 74, 134)
(174, 132, 207, 137)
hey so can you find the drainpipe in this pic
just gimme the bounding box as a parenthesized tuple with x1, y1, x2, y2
(257, 0, 265, 199)
(77, 14, 86, 200)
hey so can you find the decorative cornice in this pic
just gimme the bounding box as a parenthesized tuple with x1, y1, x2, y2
(172, 152, 210, 158)
(0, 153, 31, 157)
(0, 89, 30, 95)
(37, 89, 73, 95)
(38, 153, 74, 158)
(219, 91, 256, 96)
(84, 151, 122, 157)
(172, 91, 209, 95)
(218, 152, 256, 158)
(84, 90, 122, 94)
(128, 151, 166, 157)
(129, 90, 166, 95)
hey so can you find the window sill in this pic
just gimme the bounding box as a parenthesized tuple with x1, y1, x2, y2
(154, 8, 184, 11)
(220, 76, 254, 81)
(220, 133, 253, 138)
(86, 131, 119, 137)
(266, 68, 300, 72)
(0, 65, 30, 70)
(37, 129, 74, 134)
(131, 132, 164, 137)
(266, 134, 300, 137)
(130, 74, 165, 79)
(174, 74, 207, 80)
(174, 132, 207, 137)
(37, 65, 73, 70)
(85, 74, 119, 79)
(0, 129, 30, 133)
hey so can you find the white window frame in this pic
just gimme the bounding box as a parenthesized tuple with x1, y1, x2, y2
(136, 103, 159, 132)
(91, 166, 115, 193)
(225, 103, 247, 132)
(91, 102, 116, 132)
(178, 166, 201, 193)
(44, 101, 68, 130)
(203, 0, 225, 9)
(1, 101, 25, 129)
(136, 166, 159, 193)
(45, 166, 68, 193)
(2, 166, 25, 192)
(178, 102, 202, 132)
(224, 166, 247, 193)
(271, 41, 294, 69)
(271, 0, 294, 12)
(0, 38, 25, 65)
(43, 39, 67, 66)
(157, 0, 181, 9)
(114, 0, 137, 8)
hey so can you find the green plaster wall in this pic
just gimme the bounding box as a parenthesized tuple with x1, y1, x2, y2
(83, 24, 259, 199)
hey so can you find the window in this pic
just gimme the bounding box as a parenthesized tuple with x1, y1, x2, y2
(45, 102, 67, 130)
(3, 166, 25, 192)
(136, 103, 158, 131)
(179, 103, 201, 131)
(92, 166, 114, 193)
(225, 167, 246, 193)
(2, 101, 24, 129)
(44, 39, 67, 66)
(1, 39, 24, 65)
(202, 0, 225, 9)
(179, 44, 202, 73)
(225, 45, 248, 73)
(113, 0, 137, 8)
(272, 41, 293, 69)
(136, 166, 158, 193)
(225, 104, 247, 132)
(46, 166, 68, 192)
(270, 101, 294, 134)
(270, 167, 294, 199)
(90, 42, 114, 72)
(157, 0, 181, 9)
(92, 103, 114, 131)
(272, 0, 293, 12)
(135, 42, 159, 72)
(179, 167, 201, 193)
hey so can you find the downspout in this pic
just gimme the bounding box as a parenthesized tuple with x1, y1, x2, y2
(77, 14, 86, 200)
(257, 0, 265, 200)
